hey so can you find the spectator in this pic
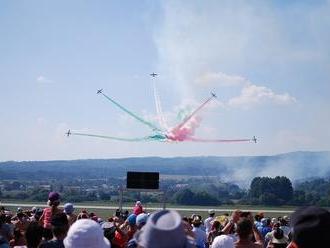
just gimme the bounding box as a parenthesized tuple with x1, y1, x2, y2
(14, 212, 29, 233)
(182, 217, 194, 239)
(211, 235, 234, 248)
(257, 218, 272, 238)
(127, 213, 148, 248)
(9, 228, 26, 247)
(64, 219, 110, 248)
(25, 222, 43, 248)
(254, 213, 264, 229)
(76, 210, 88, 220)
(39, 213, 69, 248)
(287, 206, 330, 248)
(112, 214, 137, 248)
(234, 217, 263, 248)
(0, 214, 12, 246)
(63, 203, 77, 226)
(132, 201, 143, 216)
(39, 192, 62, 240)
(207, 221, 223, 246)
(204, 210, 216, 235)
(221, 210, 240, 243)
(102, 220, 116, 247)
(265, 224, 288, 248)
(279, 216, 290, 237)
(134, 210, 195, 248)
(192, 215, 207, 248)
(136, 213, 148, 229)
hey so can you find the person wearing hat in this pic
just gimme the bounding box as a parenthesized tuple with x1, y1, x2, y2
(127, 213, 149, 248)
(133, 201, 143, 216)
(63, 203, 77, 226)
(207, 220, 223, 246)
(211, 235, 234, 248)
(112, 214, 137, 248)
(13, 211, 29, 233)
(64, 219, 111, 248)
(39, 212, 69, 248)
(204, 210, 216, 236)
(287, 206, 330, 248)
(39, 192, 62, 240)
(279, 216, 290, 237)
(134, 210, 195, 248)
(257, 218, 272, 238)
(192, 215, 207, 248)
(265, 223, 288, 248)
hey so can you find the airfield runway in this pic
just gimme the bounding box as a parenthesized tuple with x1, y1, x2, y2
(0, 202, 294, 214)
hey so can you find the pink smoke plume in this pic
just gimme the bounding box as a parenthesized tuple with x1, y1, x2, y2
(167, 116, 202, 141)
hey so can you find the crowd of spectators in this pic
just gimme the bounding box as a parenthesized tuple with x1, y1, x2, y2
(1, 192, 330, 248)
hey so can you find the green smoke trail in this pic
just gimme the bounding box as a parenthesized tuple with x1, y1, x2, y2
(71, 132, 152, 142)
(100, 92, 162, 132)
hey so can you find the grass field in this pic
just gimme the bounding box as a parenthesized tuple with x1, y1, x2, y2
(1, 199, 297, 220)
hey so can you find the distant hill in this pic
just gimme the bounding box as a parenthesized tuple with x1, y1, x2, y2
(1, 151, 329, 187)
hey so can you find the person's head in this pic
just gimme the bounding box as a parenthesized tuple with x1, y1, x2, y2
(51, 212, 69, 239)
(281, 215, 289, 226)
(13, 228, 24, 241)
(211, 220, 221, 231)
(64, 203, 74, 215)
(261, 217, 269, 227)
(236, 218, 253, 240)
(208, 209, 215, 217)
(77, 212, 88, 220)
(0, 213, 5, 225)
(192, 215, 202, 228)
(212, 235, 234, 248)
(134, 210, 195, 248)
(64, 219, 110, 248)
(25, 221, 43, 248)
(126, 213, 137, 230)
(17, 212, 25, 220)
(288, 206, 330, 248)
(48, 192, 60, 207)
(34, 208, 43, 221)
(254, 214, 261, 222)
(136, 213, 148, 229)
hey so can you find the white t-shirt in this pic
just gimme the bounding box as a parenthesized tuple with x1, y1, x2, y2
(204, 216, 215, 234)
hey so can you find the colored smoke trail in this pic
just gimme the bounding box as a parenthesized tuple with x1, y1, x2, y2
(172, 95, 215, 132)
(70, 132, 151, 142)
(153, 82, 169, 130)
(187, 137, 252, 143)
(167, 116, 202, 141)
(68, 89, 255, 144)
(100, 92, 162, 132)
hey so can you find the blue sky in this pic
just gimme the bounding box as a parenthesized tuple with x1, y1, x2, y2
(1, 0, 329, 161)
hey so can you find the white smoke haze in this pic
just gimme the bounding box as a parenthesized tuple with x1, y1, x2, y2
(222, 151, 330, 188)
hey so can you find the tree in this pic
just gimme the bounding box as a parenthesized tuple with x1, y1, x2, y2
(172, 188, 221, 205)
(249, 176, 293, 205)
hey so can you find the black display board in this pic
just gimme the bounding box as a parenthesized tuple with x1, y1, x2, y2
(126, 171, 159, 189)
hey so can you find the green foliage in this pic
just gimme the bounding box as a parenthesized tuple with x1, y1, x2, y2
(172, 188, 221, 206)
(249, 176, 293, 205)
(292, 178, 330, 206)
